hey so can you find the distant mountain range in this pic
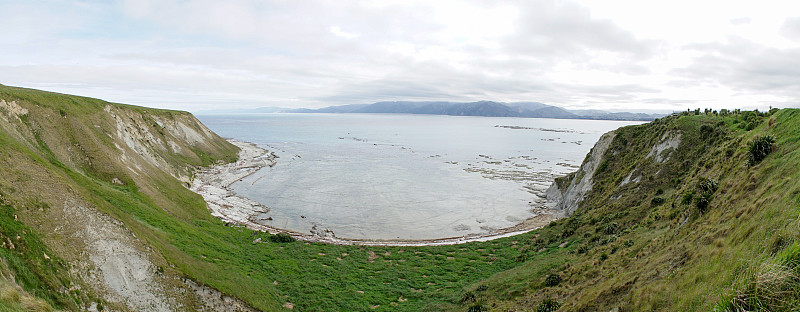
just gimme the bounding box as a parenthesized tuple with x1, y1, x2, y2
(197, 101, 667, 121)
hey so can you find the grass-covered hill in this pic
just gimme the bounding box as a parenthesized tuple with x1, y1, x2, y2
(457, 108, 800, 311)
(0, 84, 798, 311)
(0, 85, 539, 311)
(0, 84, 245, 310)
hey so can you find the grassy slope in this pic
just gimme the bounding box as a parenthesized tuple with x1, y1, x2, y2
(0, 85, 531, 311)
(2, 84, 797, 311)
(0, 201, 73, 312)
(455, 109, 800, 311)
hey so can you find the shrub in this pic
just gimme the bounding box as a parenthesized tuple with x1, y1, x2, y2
(597, 160, 609, 173)
(695, 194, 711, 212)
(700, 124, 715, 139)
(561, 228, 575, 239)
(536, 298, 562, 312)
(603, 222, 620, 235)
(269, 232, 296, 243)
(461, 291, 476, 303)
(651, 197, 665, 206)
(544, 274, 561, 287)
(695, 178, 719, 212)
(681, 191, 695, 205)
(697, 178, 719, 194)
(748, 135, 776, 166)
(467, 300, 488, 312)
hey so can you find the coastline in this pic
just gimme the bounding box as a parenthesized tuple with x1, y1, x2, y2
(190, 139, 563, 246)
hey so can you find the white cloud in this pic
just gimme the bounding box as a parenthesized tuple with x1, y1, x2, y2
(0, 0, 799, 112)
(329, 26, 360, 40)
(781, 17, 800, 42)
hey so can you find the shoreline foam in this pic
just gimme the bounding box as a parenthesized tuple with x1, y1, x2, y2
(190, 139, 562, 246)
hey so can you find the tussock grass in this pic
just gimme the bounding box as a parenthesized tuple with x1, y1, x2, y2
(0, 280, 56, 312)
(455, 109, 800, 311)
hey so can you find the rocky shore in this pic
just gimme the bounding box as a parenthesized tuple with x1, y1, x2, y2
(190, 139, 563, 246)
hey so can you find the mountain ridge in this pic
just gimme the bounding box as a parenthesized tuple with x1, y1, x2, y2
(198, 100, 667, 121)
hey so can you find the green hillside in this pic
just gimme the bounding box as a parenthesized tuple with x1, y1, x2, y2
(0, 84, 797, 311)
(455, 108, 800, 311)
(0, 85, 530, 311)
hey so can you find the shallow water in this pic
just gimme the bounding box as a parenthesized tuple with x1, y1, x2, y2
(197, 113, 642, 240)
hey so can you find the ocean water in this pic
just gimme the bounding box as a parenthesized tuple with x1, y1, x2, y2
(197, 113, 642, 240)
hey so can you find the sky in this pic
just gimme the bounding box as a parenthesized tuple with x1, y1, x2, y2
(2, 0, 800, 112)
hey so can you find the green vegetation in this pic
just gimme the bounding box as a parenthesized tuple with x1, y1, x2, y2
(269, 232, 296, 243)
(0, 85, 526, 310)
(748, 135, 776, 166)
(535, 298, 561, 312)
(451, 108, 800, 311)
(0, 203, 79, 311)
(0, 279, 56, 312)
(544, 274, 561, 287)
(1, 84, 799, 311)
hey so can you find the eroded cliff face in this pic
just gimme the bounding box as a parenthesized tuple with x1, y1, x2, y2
(546, 130, 617, 216)
(0, 85, 244, 311)
(546, 128, 686, 216)
(104, 104, 233, 183)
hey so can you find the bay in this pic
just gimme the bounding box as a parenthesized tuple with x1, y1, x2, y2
(197, 113, 642, 240)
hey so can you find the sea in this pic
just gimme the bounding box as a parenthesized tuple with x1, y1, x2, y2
(196, 113, 642, 240)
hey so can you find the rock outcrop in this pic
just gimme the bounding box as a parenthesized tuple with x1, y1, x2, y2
(646, 131, 682, 163)
(546, 130, 617, 216)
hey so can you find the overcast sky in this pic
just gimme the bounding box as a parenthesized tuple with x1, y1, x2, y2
(2, 0, 800, 112)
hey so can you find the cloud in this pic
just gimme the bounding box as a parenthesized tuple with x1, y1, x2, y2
(676, 37, 800, 101)
(730, 17, 752, 25)
(329, 26, 360, 40)
(504, 1, 657, 62)
(780, 17, 800, 42)
(2, 0, 798, 112)
(82, 0, 660, 109)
